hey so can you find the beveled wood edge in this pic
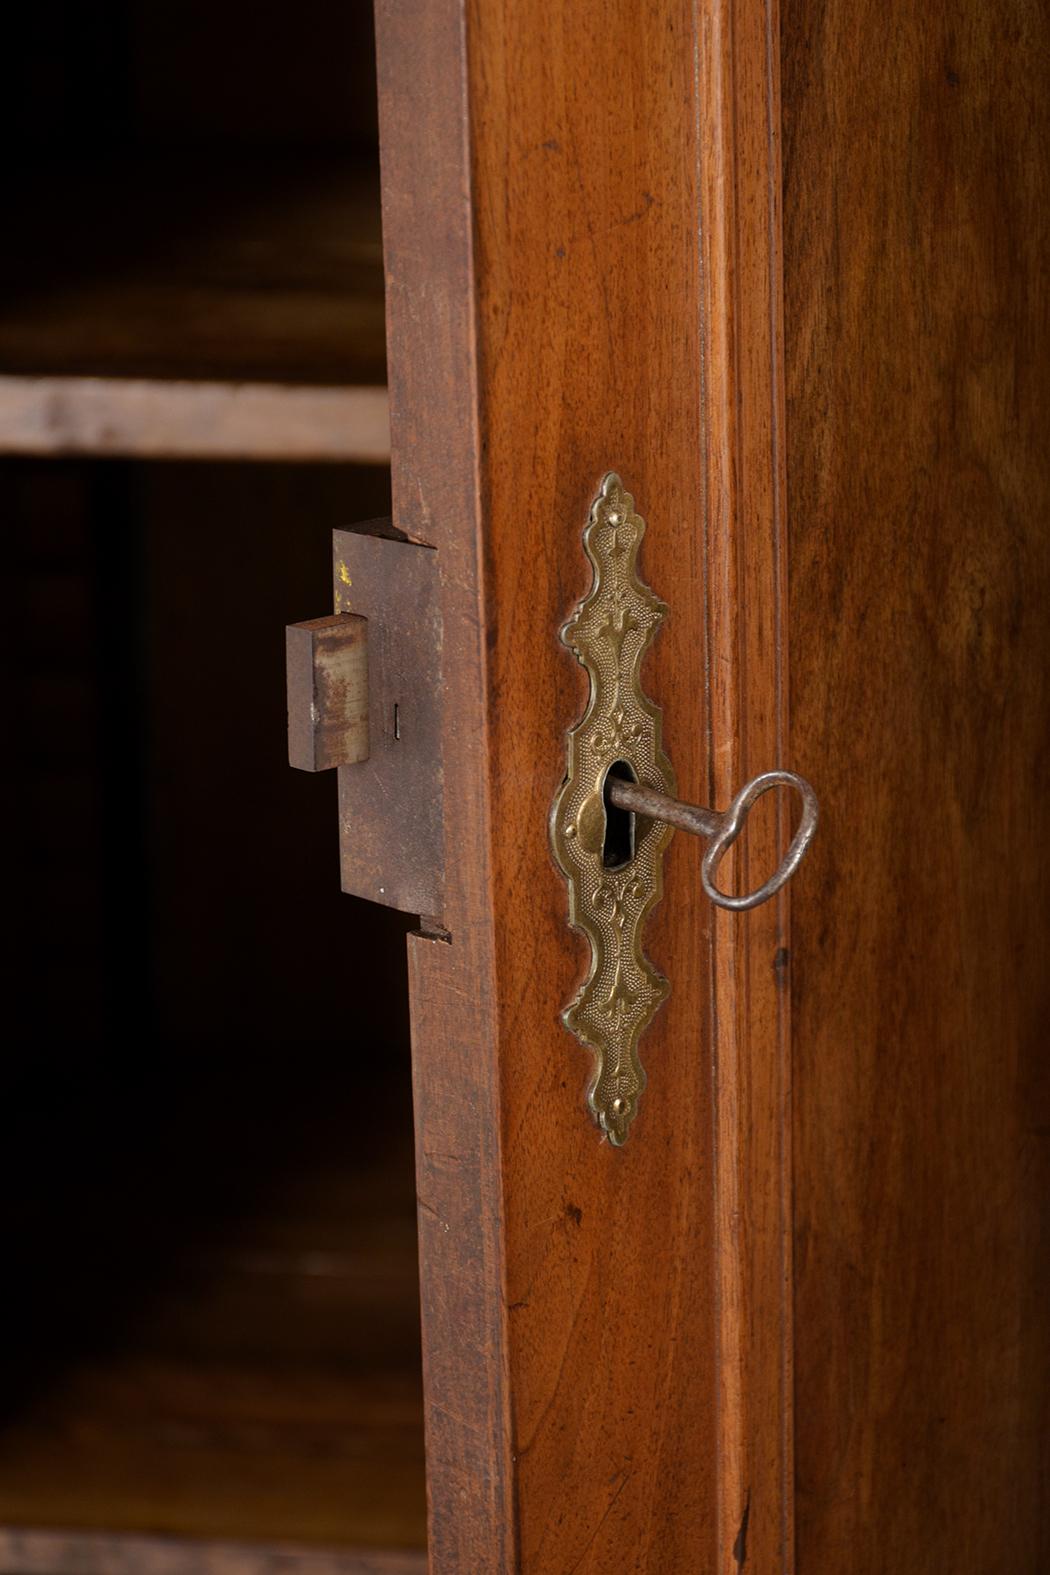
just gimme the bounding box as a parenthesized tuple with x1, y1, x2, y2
(0, 376, 391, 463)
(0, 1529, 426, 1575)
(697, 0, 795, 1568)
(375, 0, 517, 1570)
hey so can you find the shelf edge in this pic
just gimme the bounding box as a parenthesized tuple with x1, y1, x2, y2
(0, 1529, 425, 1575)
(0, 377, 391, 464)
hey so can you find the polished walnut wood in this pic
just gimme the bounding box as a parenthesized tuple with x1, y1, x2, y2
(697, 0, 795, 1563)
(376, 0, 793, 1569)
(380, 0, 1049, 1568)
(782, 0, 1050, 1567)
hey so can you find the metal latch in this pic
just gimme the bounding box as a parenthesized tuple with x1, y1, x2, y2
(286, 521, 443, 920)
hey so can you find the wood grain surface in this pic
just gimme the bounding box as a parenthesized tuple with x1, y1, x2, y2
(375, 2, 517, 1567)
(0, 378, 390, 464)
(377, 0, 794, 1569)
(0, 1530, 426, 1575)
(697, 0, 796, 1564)
(783, 0, 1050, 1567)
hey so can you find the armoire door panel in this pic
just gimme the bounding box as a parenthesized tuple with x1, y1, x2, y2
(783, 0, 1050, 1567)
(364, 0, 1049, 1569)
(375, 0, 796, 1570)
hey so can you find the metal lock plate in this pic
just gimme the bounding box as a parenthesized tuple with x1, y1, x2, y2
(332, 524, 443, 919)
(551, 475, 818, 1145)
(550, 474, 675, 1146)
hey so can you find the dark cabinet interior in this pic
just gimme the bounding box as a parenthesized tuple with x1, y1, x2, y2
(1, 461, 425, 1562)
(0, 0, 387, 463)
(0, 3, 425, 1567)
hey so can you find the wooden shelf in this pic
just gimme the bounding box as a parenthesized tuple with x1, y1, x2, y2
(0, 157, 390, 461)
(0, 377, 389, 464)
(0, 1530, 426, 1575)
(0, 1361, 425, 1551)
(0, 1119, 426, 1561)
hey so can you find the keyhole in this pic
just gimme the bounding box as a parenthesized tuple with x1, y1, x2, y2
(602, 760, 637, 870)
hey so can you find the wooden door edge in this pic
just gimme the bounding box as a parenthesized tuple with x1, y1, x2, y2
(375, 2, 520, 1571)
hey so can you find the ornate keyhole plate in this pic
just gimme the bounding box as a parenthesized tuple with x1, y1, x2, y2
(550, 473, 676, 1145)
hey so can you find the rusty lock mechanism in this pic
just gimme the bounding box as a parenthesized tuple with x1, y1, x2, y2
(550, 474, 818, 1145)
(286, 521, 443, 920)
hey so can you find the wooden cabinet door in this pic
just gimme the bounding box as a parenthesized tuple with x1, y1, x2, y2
(783, 1, 1050, 1568)
(372, 1, 1049, 1570)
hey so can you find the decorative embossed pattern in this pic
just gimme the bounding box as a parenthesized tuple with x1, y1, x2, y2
(550, 474, 676, 1144)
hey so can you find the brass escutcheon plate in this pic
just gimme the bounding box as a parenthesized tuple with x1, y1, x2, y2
(550, 473, 675, 1144)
